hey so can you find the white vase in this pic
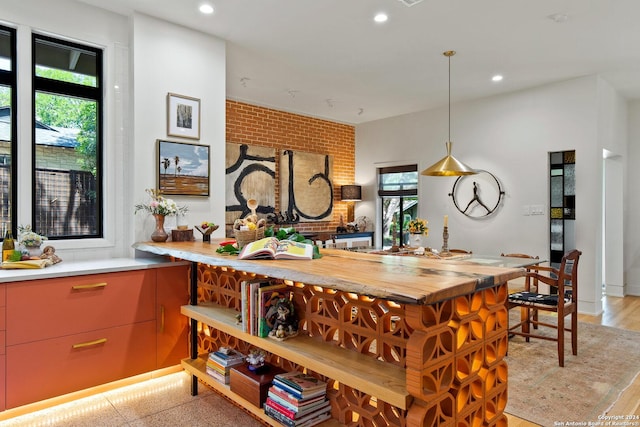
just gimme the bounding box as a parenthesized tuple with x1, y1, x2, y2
(410, 233, 426, 248)
(23, 245, 42, 257)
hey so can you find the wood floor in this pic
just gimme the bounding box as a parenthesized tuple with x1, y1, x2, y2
(505, 295, 640, 426)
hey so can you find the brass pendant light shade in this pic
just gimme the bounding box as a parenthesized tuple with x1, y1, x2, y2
(421, 141, 477, 176)
(421, 51, 477, 177)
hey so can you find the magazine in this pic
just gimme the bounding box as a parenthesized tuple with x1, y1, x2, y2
(238, 237, 314, 260)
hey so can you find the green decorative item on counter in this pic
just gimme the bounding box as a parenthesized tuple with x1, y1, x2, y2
(9, 250, 22, 262)
(216, 244, 240, 256)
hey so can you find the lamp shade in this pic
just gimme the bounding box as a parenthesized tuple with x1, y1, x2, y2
(421, 51, 476, 177)
(341, 185, 362, 201)
(421, 142, 477, 176)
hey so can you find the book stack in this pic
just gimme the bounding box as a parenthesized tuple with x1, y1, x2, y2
(241, 280, 292, 337)
(206, 349, 245, 384)
(264, 371, 331, 427)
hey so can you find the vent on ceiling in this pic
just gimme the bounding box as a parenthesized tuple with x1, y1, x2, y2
(397, 0, 425, 6)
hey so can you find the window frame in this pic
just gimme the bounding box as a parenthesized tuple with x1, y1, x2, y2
(31, 32, 104, 240)
(0, 24, 17, 238)
(377, 164, 419, 248)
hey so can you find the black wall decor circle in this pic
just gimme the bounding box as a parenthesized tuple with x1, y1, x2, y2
(448, 170, 505, 218)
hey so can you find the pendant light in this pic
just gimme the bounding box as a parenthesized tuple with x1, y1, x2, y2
(421, 51, 477, 176)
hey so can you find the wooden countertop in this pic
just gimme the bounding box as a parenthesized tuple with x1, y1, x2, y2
(133, 240, 524, 305)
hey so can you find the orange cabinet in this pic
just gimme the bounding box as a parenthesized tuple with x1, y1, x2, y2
(2, 262, 189, 411)
(156, 264, 189, 368)
(7, 270, 156, 346)
(0, 284, 5, 412)
(6, 321, 156, 408)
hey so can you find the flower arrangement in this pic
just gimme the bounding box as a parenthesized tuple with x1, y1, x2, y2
(18, 225, 48, 248)
(407, 218, 429, 235)
(134, 188, 187, 217)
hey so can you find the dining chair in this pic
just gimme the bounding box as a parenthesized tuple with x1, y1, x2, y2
(507, 249, 581, 367)
(334, 241, 348, 249)
(350, 240, 370, 249)
(314, 233, 335, 248)
(500, 253, 540, 294)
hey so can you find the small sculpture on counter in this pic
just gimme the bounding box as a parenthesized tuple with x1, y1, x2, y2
(39, 245, 62, 264)
(267, 298, 298, 341)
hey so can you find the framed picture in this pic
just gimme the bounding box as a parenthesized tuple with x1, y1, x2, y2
(157, 139, 210, 196)
(167, 93, 200, 139)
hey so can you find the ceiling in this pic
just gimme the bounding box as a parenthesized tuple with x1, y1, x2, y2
(77, 0, 640, 125)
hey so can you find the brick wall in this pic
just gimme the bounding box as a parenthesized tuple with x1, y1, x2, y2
(226, 100, 355, 234)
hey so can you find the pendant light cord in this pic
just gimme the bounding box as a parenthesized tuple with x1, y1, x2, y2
(448, 52, 451, 142)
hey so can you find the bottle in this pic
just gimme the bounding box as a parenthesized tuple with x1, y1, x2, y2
(2, 227, 15, 262)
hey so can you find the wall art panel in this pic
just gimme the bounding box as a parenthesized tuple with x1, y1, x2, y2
(280, 150, 333, 222)
(225, 143, 276, 224)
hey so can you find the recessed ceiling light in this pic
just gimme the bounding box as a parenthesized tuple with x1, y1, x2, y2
(492, 75, 503, 82)
(374, 13, 388, 23)
(199, 4, 214, 14)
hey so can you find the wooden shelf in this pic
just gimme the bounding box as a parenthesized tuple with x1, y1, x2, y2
(181, 303, 410, 409)
(182, 355, 342, 427)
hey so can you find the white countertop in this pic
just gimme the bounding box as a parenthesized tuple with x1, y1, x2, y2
(0, 257, 189, 283)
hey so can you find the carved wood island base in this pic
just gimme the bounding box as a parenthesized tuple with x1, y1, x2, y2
(133, 241, 525, 426)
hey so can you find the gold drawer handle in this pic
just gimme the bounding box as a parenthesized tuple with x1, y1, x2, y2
(72, 282, 107, 290)
(160, 305, 165, 334)
(72, 338, 107, 349)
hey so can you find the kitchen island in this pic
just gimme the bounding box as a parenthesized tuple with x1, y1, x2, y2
(133, 240, 525, 426)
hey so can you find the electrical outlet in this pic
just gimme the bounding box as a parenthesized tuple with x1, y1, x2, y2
(522, 205, 531, 216)
(531, 204, 545, 215)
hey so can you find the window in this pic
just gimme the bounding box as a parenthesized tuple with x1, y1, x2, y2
(549, 150, 575, 268)
(0, 25, 16, 235)
(32, 34, 103, 239)
(377, 164, 418, 249)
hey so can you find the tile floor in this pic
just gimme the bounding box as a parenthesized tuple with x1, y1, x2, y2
(0, 372, 263, 427)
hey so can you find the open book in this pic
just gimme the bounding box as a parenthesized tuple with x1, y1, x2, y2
(238, 237, 314, 260)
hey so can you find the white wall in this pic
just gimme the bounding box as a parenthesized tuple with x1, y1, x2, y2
(129, 13, 226, 253)
(356, 75, 630, 315)
(598, 77, 627, 298)
(626, 101, 640, 296)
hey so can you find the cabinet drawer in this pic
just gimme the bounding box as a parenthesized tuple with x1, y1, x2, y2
(6, 320, 156, 409)
(0, 305, 5, 331)
(7, 270, 156, 345)
(0, 354, 5, 411)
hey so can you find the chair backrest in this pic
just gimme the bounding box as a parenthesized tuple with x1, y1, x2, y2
(501, 253, 540, 290)
(557, 249, 581, 301)
(334, 240, 348, 249)
(449, 248, 472, 254)
(350, 240, 370, 249)
(500, 253, 539, 260)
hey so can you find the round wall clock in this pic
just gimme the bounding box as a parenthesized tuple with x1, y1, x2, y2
(448, 170, 505, 218)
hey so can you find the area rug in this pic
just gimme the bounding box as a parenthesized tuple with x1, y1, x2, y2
(505, 313, 640, 426)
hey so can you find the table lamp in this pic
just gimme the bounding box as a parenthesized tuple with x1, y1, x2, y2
(340, 185, 362, 223)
